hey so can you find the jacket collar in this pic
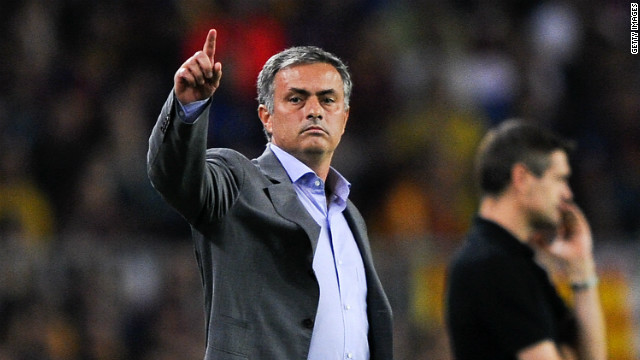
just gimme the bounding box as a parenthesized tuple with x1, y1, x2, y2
(253, 145, 291, 185)
(253, 146, 321, 253)
(252, 146, 366, 258)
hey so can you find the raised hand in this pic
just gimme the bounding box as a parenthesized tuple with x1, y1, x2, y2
(545, 202, 597, 281)
(174, 29, 223, 104)
(549, 202, 593, 260)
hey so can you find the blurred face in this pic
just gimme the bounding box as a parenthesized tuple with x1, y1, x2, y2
(258, 62, 349, 165)
(524, 150, 574, 229)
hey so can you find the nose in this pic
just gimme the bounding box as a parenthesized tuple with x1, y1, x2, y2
(306, 97, 323, 121)
(563, 183, 574, 202)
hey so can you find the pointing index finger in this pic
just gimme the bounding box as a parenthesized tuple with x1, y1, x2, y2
(203, 29, 217, 64)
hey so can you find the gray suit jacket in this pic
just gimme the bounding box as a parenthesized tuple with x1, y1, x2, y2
(147, 93, 393, 360)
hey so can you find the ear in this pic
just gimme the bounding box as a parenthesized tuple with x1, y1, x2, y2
(341, 107, 350, 135)
(511, 163, 531, 193)
(258, 105, 272, 134)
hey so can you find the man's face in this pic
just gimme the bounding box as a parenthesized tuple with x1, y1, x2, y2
(259, 62, 349, 163)
(525, 150, 573, 229)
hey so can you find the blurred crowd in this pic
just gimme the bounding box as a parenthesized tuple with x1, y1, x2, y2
(1, 0, 638, 359)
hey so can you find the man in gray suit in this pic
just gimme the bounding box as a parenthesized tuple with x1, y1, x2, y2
(147, 29, 393, 359)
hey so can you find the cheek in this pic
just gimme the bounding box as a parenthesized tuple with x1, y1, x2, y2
(272, 121, 295, 143)
(526, 185, 547, 209)
(270, 117, 284, 134)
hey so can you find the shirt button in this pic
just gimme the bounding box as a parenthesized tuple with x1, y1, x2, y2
(345, 305, 351, 310)
(346, 353, 353, 359)
(314, 180, 321, 187)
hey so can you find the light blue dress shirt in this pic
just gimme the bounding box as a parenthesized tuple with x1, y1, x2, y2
(178, 97, 208, 121)
(270, 144, 369, 360)
(178, 98, 370, 359)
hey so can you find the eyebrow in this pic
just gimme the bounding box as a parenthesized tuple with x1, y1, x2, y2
(289, 88, 337, 97)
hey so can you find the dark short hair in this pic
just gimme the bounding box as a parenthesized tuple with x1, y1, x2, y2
(474, 119, 575, 196)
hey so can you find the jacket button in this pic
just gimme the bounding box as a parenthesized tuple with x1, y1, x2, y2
(302, 318, 314, 329)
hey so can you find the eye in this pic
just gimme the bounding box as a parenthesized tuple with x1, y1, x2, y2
(322, 97, 336, 104)
(288, 96, 302, 104)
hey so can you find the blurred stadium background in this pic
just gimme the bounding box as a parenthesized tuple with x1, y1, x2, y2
(1, 0, 638, 359)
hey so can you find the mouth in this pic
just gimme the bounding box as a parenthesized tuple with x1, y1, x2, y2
(301, 125, 328, 135)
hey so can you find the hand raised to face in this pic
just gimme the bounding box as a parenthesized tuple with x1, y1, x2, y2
(174, 29, 223, 104)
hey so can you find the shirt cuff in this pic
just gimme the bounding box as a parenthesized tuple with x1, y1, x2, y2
(177, 98, 209, 123)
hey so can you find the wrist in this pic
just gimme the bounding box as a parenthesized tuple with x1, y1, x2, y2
(567, 257, 596, 282)
(567, 257, 599, 292)
(570, 275, 599, 292)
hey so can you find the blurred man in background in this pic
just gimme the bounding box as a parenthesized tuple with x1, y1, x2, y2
(147, 29, 392, 359)
(445, 119, 606, 360)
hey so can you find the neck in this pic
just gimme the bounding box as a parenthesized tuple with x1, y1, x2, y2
(295, 151, 333, 181)
(478, 195, 532, 244)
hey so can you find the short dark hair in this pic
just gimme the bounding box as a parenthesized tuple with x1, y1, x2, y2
(474, 119, 575, 196)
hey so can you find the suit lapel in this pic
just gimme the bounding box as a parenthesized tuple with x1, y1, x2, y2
(255, 147, 321, 253)
(343, 202, 374, 270)
(344, 201, 390, 325)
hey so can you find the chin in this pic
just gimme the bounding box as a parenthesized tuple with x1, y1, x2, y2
(301, 141, 331, 154)
(302, 147, 329, 157)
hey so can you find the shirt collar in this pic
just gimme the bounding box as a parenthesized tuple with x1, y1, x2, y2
(269, 143, 351, 201)
(473, 215, 535, 259)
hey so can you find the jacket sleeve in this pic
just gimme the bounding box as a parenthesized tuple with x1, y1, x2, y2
(147, 91, 243, 228)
